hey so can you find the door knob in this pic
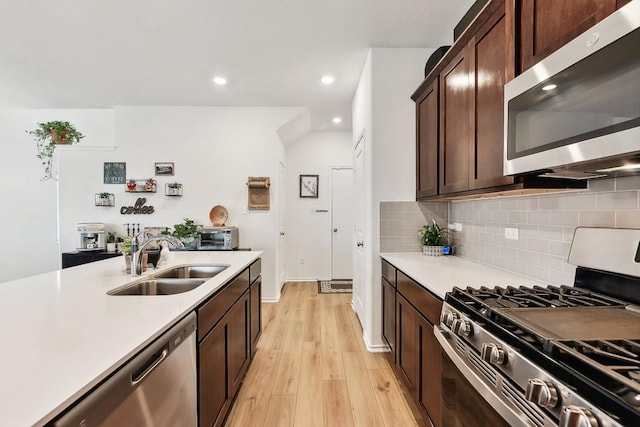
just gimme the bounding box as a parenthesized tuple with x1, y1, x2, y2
(333, 228, 338, 232)
(357, 241, 364, 247)
(280, 232, 285, 236)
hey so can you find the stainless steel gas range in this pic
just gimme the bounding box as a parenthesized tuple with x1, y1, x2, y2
(435, 227, 640, 427)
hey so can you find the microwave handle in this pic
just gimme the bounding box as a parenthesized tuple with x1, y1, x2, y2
(434, 327, 529, 426)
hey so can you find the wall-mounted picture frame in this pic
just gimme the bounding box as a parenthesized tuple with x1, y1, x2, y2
(299, 174, 319, 198)
(155, 162, 174, 176)
(103, 162, 126, 184)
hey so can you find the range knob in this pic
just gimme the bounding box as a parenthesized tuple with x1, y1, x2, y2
(559, 406, 599, 427)
(440, 310, 458, 327)
(525, 378, 559, 408)
(451, 319, 473, 337)
(481, 343, 507, 365)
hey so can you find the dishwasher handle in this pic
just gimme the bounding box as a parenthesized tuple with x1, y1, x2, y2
(131, 347, 168, 385)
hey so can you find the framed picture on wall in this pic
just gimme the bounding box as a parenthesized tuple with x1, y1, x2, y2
(299, 174, 319, 198)
(103, 162, 126, 184)
(155, 162, 174, 176)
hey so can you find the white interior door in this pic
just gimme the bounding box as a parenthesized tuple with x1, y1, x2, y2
(352, 132, 365, 318)
(330, 167, 353, 280)
(278, 161, 286, 290)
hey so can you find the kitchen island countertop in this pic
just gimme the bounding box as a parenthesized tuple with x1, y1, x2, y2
(380, 253, 544, 299)
(0, 250, 261, 427)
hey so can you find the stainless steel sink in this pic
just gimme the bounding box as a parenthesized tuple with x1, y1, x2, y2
(153, 264, 229, 279)
(107, 278, 206, 296)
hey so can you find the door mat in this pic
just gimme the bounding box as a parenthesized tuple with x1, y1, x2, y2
(318, 280, 353, 294)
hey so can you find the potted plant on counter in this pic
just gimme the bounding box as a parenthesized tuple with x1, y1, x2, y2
(106, 233, 117, 252)
(26, 121, 85, 180)
(162, 218, 200, 249)
(419, 219, 448, 256)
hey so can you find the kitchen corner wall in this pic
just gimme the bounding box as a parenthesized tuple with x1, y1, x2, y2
(380, 201, 448, 252)
(449, 176, 640, 285)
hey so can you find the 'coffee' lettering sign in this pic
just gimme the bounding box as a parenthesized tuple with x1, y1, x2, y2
(121, 197, 155, 215)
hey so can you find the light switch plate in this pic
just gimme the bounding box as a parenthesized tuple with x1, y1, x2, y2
(454, 223, 463, 232)
(505, 227, 519, 240)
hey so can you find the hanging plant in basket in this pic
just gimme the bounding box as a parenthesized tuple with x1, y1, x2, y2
(26, 121, 84, 180)
(419, 219, 448, 256)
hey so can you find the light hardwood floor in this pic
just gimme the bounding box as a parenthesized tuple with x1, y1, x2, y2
(225, 281, 424, 427)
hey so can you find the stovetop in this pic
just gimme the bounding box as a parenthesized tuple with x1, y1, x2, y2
(446, 282, 640, 425)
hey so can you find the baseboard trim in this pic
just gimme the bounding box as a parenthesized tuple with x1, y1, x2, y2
(363, 332, 390, 353)
(262, 295, 280, 303)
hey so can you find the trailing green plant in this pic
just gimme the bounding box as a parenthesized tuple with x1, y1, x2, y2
(419, 219, 447, 246)
(26, 121, 84, 180)
(162, 218, 200, 241)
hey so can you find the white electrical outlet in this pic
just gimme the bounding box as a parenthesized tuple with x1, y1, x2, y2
(454, 223, 463, 232)
(448, 223, 454, 230)
(505, 227, 519, 240)
(242, 207, 248, 215)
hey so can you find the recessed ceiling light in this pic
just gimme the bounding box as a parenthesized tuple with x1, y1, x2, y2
(332, 117, 342, 124)
(321, 75, 335, 85)
(213, 76, 227, 85)
(542, 84, 557, 91)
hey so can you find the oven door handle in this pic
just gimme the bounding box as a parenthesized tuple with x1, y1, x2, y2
(434, 326, 530, 427)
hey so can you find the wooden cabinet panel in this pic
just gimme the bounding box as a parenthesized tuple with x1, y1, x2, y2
(439, 45, 472, 194)
(515, 0, 618, 73)
(416, 78, 439, 198)
(249, 276, 262, 358)
(382, 277, 396, 362)
(199, 321, 228, 427)
(396, 294, 419, 398)
(419, 317, 442, 427)
(227, 291, 250, 397)
(397, 271, 442, 325)
(470, 5, 514, 190)
(198, 269, 249, 341)
(381, 259, 396, 286)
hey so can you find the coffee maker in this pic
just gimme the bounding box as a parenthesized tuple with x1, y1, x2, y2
(77, 223, 106, 251)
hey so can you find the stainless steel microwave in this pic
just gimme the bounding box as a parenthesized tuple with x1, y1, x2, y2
(198, 227, 239, 250)
(504, 1, 640, 179)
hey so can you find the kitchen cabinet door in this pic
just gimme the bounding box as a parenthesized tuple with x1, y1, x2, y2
(416, 78, 439, 199)
(512, 0, 621, 74)
(382, 277, 396, 362)
(469, 4, 514, 190)
(439, 44, 472, 194)
(397, 294, 419, 399)
(249, 276, 262, 358)
(227, 290, 250, 398)
(199, 321, 229, 427)
(418, 316, 442, 427)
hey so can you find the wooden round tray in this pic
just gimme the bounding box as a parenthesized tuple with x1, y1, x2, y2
(209, 205, 228, 226)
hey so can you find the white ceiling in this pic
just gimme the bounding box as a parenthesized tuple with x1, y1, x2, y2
(0, 0, 474, 131)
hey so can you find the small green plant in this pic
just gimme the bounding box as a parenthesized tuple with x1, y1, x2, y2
(107, 232, 116, 244)
(26, 121, 84, 180)
(419, 219, 446, 246)
(99, 192, 111, 198)
(162, 218, 200, 241)
(120, 235, 133, 255)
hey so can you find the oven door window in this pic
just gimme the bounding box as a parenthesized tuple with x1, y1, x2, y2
(507, 27, 640, 160)
(442, 351, 511, 427)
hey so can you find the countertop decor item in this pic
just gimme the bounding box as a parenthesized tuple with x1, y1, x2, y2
(419, 219, 447, 256)
(162, 218, 201, 248)
(209, 205, 229, 226)
(26, 121, 84, 180)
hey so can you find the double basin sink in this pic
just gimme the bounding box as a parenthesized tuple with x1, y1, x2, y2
(108, 264, 229, 296)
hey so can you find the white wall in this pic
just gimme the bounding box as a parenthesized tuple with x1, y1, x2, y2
(352, 48, 433, 349)
(1, 106, 303, 302)
(0, 109, 115, 283)
(284, 131, 352, 280)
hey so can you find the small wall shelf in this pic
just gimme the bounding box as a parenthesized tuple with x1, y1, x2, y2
(95, 193, 115, 206)
(125, 179, 157, 193)
(165, 183, 183, 196)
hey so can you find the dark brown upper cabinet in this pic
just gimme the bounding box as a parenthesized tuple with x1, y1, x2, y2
(415, 78, 439, 198)
(508, 0, 631, 77)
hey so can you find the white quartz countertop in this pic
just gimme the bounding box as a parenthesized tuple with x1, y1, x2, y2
(0, 251, 261, 427)
(380, 253, 543, 299)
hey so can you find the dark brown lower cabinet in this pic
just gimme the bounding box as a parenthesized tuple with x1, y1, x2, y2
(385, 261, 443, 427)
(382, 277, 396, 362)
(198, 259, 261, 427)
(249, 276, 262, 357)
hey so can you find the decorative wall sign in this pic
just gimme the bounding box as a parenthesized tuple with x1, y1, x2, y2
(299, 174, 319, 198)
(104, 162, 126, 184)
(120, 197, 155, 214)
(155, 162, 174, 176)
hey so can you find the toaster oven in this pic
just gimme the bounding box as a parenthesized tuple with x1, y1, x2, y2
(198, 227, 239, 250)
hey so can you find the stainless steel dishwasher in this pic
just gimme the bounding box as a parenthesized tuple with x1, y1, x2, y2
(54, 313, 197, 427)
